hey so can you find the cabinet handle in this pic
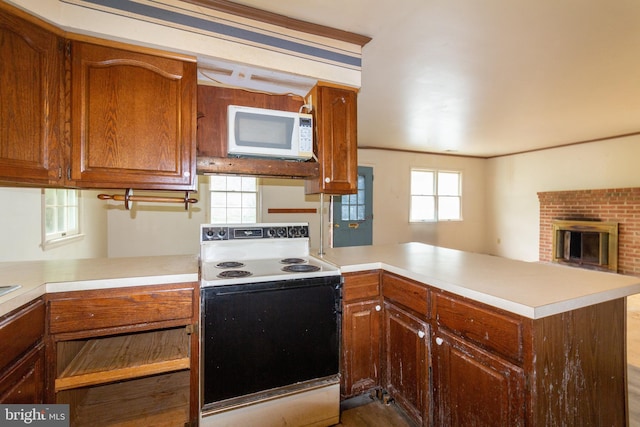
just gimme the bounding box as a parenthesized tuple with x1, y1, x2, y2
(435, 337, 444, 346)
(375, 305, 381, 312)
(418, 330, 426, 339)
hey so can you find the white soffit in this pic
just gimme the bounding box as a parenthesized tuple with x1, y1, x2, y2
(51, 0, 362, 92)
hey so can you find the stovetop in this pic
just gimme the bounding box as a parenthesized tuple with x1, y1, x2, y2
(200, 223, 340, 286)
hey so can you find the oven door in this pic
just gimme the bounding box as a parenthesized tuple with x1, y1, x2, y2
(201, 275, 342, 408)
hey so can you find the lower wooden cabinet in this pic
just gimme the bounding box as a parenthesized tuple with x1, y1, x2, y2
(383, 301, 430, 426)
(342, 299, 382, 397)
(343, 271, 626, 426)
(432, 329, 525, 427)
(0, 344, 45, 404)
(0, 298, 46, 404)
(46, 283, 199, 426)
(341, 271, 382, 398)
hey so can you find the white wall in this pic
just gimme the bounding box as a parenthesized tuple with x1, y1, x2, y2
(0, 187, 107, 261)
(357, 149, 487, 253)
(106, 179, 209, 258)
(485, 136, 640, 261)
(259, 178, 325, 252)
(106, 177, 325, 257)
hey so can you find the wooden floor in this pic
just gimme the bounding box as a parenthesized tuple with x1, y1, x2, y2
(336, 294, 640, 427)
(334, 394, 416, 427)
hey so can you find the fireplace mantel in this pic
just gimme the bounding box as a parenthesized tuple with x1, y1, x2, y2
(551, 220, 618, 272)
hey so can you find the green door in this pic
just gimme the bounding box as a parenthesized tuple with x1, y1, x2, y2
(332, 166, 373, 247)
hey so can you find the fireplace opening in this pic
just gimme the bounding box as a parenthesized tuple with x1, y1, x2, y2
(552, 220, 618, 272)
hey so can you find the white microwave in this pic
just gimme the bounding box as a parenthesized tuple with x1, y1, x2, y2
(227, 105, 314, 160)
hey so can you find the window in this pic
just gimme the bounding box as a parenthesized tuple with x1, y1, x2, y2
(340, 174, 366, 221)
(410, 170, 461, 222)
(42, 188, 82, 248)
(209, 175, 258, 223)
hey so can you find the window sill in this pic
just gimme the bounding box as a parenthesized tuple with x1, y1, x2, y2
(42, 233, 85, 251)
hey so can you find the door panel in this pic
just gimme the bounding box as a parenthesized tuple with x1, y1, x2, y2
(332, 166, 373, 247)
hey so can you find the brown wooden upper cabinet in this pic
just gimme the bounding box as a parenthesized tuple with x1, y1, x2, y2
(69, 40, 197, 191)
(0, 4, 197, 191)
(305, 83, 359, 195)
(0, 5, 64, 186)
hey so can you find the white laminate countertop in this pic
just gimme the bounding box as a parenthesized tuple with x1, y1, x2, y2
(316, 242, 640, 319)
(0, 255, 199, 317)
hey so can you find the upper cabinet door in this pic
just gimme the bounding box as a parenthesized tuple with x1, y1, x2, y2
(305, 84, 358, 195)
(0, 7, 63, 185)
(69, 41, 197, 190)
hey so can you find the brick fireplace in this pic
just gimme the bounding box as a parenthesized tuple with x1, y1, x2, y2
(538, 188, 640, 276)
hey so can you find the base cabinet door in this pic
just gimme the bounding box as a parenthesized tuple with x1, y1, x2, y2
(0, 344, 45, 403)
(432, 329, 525, 427)
(384, 301, 430, 426)
(342, 299, 382, 398)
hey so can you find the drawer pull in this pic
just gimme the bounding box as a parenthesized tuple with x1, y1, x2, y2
(435, 337, 444, 346)
(418, 330, 426, 339)
(375, 305, 382, 312)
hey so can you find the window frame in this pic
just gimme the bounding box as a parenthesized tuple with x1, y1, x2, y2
(410, 169, 462, 223)
(41, 188, 84, 250)
(208, 175, 260, 224)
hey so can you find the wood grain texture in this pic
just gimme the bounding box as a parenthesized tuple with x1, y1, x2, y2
(47, 284, 195, 335)
(343, 270, 381, 302)
(532, 298, 626, 426)
(433, 291, 523, 363)
(305, 84, 359, 195)
(70, 41, 196, 190)
(0, 5, 63, 185)
(55, 328, 189, 391)
(58, 370, 190, 426)
(382, 272, 430, 318)
(0, 298, 44, 370)
(383, 302, 430, 426)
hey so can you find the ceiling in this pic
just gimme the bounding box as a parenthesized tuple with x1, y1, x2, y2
(225, 0, 640, 158)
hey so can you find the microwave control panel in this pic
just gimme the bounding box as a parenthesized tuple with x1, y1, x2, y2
(298, 114, 313, 155)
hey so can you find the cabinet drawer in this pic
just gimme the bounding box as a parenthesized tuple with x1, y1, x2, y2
(0, 299, 45, 371)
(382, 273, 429, 317)
(343, 271, 380, 302)
(433, 292, 523, 362)
(48, 284, 195, 335)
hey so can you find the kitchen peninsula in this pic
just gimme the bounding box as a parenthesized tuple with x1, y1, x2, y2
(320, 242, 640, 426)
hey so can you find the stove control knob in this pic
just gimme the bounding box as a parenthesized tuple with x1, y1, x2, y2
(299, 227, 308, 237)
(266, 228, 277, 237)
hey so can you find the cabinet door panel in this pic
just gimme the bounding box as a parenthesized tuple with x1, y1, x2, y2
(342, 299, 381, 397)
(305, 84, 358, 194)
(0, 344, 45, 404)
(384, 302, 430, 426)
(0, 298, 45, 371)
(0, 7, 62, 184)
(433, 329, 525, 427)
(70, 41, 196, 190)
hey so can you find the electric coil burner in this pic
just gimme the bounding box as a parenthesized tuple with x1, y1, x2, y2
(215, 261, 245, 269)
(216, 270, 251, 278)
(282, 264, 321, 273)
(199, 223, 342, 427)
